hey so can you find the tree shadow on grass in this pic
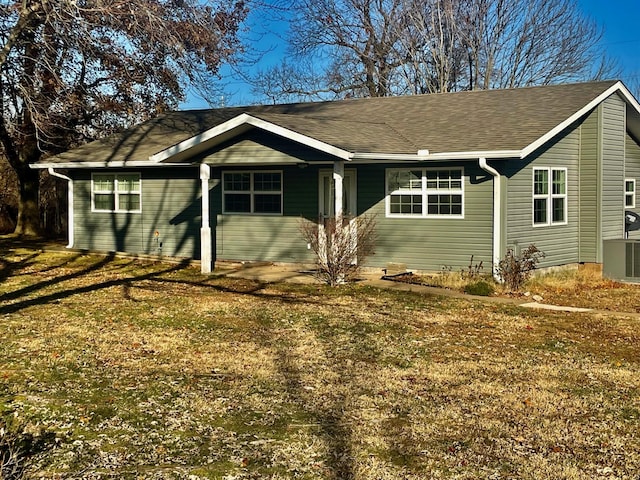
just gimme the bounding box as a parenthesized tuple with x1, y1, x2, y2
(139, 276, 331, 308)
(247, 316, 389, 479)
(0, 256, 193, 316)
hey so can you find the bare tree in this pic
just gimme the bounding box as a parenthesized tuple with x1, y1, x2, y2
(300, 214, 377, 286)
(254, 0, 617, 102)
(258, 0, 411, 99)
(0, 0, 248, 236)
(457, 0, 617, 90)
(397, 0, 466, 94)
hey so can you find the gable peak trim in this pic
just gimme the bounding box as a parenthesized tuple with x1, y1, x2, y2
(149, 112, 353, 163)
(521, 81, 636, 158)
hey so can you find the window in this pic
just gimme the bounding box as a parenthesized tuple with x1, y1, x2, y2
(92, 173, 141, 212)
(533, 167, 566, 226)
(223, 171, 282, 214)
(387, 168, 464, 217)
(625, 179, 636, 208)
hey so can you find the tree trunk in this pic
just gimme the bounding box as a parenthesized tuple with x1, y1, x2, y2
(14, 163, 42, 237)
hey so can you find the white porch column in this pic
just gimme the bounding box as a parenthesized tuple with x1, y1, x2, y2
(333, 160, 345, 218)
(200, 163, 212, 274)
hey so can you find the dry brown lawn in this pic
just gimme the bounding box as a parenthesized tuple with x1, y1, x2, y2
(0, 240, 639, 479)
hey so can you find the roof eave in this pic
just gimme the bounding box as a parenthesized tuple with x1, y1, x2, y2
(32, 161, 194, 169)
(351, 150, 521, 162)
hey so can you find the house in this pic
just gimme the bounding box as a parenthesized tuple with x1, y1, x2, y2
(33, 80, 640, 277)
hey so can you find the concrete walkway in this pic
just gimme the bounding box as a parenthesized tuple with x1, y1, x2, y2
(221, 263, 640, 318)
(20, 238, 637, 318)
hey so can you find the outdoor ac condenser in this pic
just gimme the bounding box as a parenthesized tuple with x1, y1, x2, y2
(603, 239, 640, 282)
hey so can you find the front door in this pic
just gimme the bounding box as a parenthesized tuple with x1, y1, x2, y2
(319, 170, 357, 220)
(318, 170, 358, 266)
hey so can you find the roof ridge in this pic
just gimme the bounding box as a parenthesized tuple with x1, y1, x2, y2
(178, 79, 622, 114)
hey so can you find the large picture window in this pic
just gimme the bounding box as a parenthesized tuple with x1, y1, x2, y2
(386, 168, 464, 218)
(533, 167, 566, 226)
(92, 173, 141, 213)
(223, 171, 282, 214)
(625, 179, 636, 208)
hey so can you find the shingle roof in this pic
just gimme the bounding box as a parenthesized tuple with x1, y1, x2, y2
(39, 80, 632, 165)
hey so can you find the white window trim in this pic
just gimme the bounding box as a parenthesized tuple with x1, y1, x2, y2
(385, 167, 465, 219)
(222, 170, 283, 215)
(625, 178, 636, 208)
(91, 173, 142, 213)
(532, 167, 567, 227)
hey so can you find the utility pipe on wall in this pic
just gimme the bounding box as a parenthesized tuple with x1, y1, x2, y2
(478, 158, 501, 281)
(48, 167, 74, 248)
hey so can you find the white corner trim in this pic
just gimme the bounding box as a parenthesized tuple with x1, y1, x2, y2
(520, 81, 634, 159)
(150, 113, 353, 163)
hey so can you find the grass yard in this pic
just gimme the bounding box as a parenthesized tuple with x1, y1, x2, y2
(1, 240, 639, 479)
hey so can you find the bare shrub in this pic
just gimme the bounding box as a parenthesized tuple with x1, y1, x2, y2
(497, 244, 545, 291)
(460, 255, 484, 280)
(300, 214, 376, 286)
(0, 413, 56, 480)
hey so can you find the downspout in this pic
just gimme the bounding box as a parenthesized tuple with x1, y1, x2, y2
(478, 158, 501, 281)
(47, 168, 73, 248)
(200, 163, 212, 274)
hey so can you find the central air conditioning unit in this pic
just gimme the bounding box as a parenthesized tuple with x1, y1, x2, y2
(603, 239, 640, 282)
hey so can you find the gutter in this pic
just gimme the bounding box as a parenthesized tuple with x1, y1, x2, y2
(47, 168, 74, 248)
(478, 158, 501, 281)
(33, 161, 193, 169)
(350, 149, 521, 162)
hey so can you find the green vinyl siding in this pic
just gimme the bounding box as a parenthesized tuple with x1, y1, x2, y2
(72, 168, 201, 258)
(200, 129, 336, 164)
(601, 95, 626, 242)
(625, 132, 640, 239)
(505, 123, 581, 268)
(359, 163, 493, 272)
(578, 107, 599, 262)
(212, 165, 318, 263)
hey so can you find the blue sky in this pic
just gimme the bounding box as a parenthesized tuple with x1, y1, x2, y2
(578, 0, 640, 83)
(182, 0, 640, 109)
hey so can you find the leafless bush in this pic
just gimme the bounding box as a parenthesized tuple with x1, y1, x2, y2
(460, 255, 484, 280)
(300, 214, 377, 286)
(1, 418, 30, 480)
(0, 414, 56, 480)
(497, 244, 545, 291)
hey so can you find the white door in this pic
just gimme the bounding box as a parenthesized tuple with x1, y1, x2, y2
(318, 170, 358, 266)
(319, 170, 357, 219)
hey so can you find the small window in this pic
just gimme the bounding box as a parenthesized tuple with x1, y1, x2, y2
(625, 179, 636, 208)
(92, 173, 141, 213)
(387, 168, 464, 218)
(223, 171, 282, 215)
(533, 167, 566, 226)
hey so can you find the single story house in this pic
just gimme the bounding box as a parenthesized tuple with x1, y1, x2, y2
(33, 80, 640, 277)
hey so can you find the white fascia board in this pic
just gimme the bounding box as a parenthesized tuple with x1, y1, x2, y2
(31, 161, 191, 169)
(150, 113, 353, 163)
(351, 150, 520, 162)
(520, 81, 632, 159)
